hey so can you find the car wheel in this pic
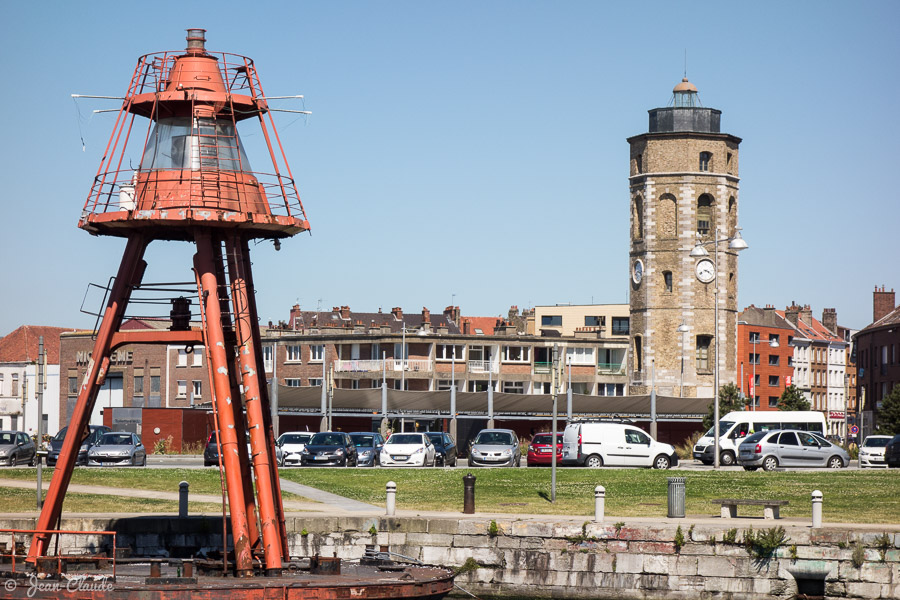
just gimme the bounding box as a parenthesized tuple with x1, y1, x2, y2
(653, 455, 671, 470)
(468, 458, 474, 468)
(762, 456, 778, 471)
(743, 466, 759, 471)
(29, 454, 36, 467)
(827, 456, 844, 469)
(585, 455, 603, 468)
(140, 454, 147, 467)
(10, 454, 17, 467)
(720, 451, 736, 466)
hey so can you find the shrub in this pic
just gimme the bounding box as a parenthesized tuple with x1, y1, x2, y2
(675, 430, 704, 460)
(152, 435, 174, 455)
(874, 532, 893, 562)
(744, 526, 788, 559)
(674, 525, 685, 553)
(722, 528, 738, 545)
(851, 541, 866, 568)
(488, 520, 500, 537)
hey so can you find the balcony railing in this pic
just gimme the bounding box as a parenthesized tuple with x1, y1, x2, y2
(598, 362, 626, 375)
(333, 359, 433, 373)
(467, 360, 497, 374)
(534, 362, 552, 374)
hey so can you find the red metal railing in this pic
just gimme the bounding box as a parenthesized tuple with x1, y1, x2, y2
(1, 528, 116, 579)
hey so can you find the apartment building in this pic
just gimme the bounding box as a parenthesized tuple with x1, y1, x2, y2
(267, 304, 630, 397)
(737, 306, 796, 410)
(854, 286, 900, 438)
(0, 325, 70, 435)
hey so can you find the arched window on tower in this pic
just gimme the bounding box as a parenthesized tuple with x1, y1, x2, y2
(658, 193, 677, 239)
(727, 196, 736, 235)
(697, 194, 714, 236)
(634, 335, 643, 373)
(633, 196, 644, 240)
(699, 152, 712, 172)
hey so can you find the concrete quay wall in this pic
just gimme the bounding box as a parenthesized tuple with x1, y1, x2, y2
(1, 515, 898, 599)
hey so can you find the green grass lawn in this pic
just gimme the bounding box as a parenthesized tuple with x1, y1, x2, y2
(0, 468, 229, 495)
(281, 467, 900, 523)
(0, 487, 222, 514)
(1, 468, 896, 523)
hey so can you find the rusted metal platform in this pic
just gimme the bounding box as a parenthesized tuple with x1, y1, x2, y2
(0, 559, 454, 600)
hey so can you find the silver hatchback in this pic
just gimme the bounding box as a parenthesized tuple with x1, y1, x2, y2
(737, 429, 849, 471)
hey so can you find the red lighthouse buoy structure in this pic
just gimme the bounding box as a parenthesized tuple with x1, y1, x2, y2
(29, 29, 308, 577)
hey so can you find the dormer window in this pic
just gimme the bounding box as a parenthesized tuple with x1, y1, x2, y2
(699, 152, 712, 172)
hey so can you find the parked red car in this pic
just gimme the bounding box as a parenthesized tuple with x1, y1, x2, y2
(526, 433, 563, 466)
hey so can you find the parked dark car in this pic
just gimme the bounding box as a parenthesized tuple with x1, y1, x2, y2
(0, 431, 37, 466)
(47, 425, 110, 467)
(349, 432, 384, 467)
(204, 431, 271, 467)
(886, 434, 900, 468)
(425, 432, 458, 467)
(300, 432, 358, 467)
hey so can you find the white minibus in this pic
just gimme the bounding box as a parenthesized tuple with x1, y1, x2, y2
(692, 410, 827, 466)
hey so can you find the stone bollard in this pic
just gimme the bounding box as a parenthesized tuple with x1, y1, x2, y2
(179, 481, 189, 518)
(811, 489, 823, 528)
(594, 485, 605, 522)
(463, 473, 476, 514)
(386, 481, 396, 516)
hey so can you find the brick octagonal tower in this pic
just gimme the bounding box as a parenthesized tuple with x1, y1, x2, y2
(626, 79, 741, 398)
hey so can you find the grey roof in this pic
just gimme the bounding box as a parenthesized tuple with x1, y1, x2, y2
(856, 304, 900, 336)
(275, 386, 710, 420)
(739, 306, 794, 330)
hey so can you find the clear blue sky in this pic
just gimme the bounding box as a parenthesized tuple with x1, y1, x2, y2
(1, 1, 897, 337)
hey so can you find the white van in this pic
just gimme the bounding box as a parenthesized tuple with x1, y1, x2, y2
(562, 420, 678, 469)
(692, 410, 827, 466)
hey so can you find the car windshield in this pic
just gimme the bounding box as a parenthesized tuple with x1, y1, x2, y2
(0, 433, 15, 444)
(810, 433, 831, 446)
(386, 434, 423, 445)
(310, 433, 344, 446)
(53, 428, 68, 441)
(863, 437, 890, 448)
(704, 421, 735, 438)
(281, 434, 312, 445)
(425, 433, 443, 443)
(475, 431, 514, 445)
(350, 434, 375, 447)
(99, 434, 133, 446)
(533, 434, 561, 444)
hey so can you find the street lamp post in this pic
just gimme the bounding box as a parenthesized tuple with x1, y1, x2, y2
(690, 227, 748, 469)
(749, 335, 779, 410)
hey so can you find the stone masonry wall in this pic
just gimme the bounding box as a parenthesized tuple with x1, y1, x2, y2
(3, 515, 897, 599)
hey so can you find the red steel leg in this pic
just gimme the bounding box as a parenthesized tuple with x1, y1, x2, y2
(239, 236, 289, 557)
(227, 235, 283, 574)
(211, 240, 261, 550)
(194, 231, 254, 577)
(29, 235, 148, 562)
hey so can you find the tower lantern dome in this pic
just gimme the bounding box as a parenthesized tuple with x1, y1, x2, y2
(673, 77, 700, 107)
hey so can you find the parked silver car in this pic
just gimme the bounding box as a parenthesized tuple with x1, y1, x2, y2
(87, 432, 147, 466)
(737, 430, 849, 471)
(468, 429, 520, 467)
(0, 431, 36, 466)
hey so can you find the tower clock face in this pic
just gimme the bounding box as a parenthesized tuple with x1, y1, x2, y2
(695, 258, 715, 283)
(632, 259, 644, 285)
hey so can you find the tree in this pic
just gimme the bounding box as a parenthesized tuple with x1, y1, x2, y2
(778, 385, 810, 411)
(702, 382, 745, 430)
(875, 384, 900, 435)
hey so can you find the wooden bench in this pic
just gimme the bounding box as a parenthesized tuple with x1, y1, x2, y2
(712, 498, 789, 520)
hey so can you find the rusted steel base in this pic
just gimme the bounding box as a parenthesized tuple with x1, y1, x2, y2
(0, 561, 454, 600)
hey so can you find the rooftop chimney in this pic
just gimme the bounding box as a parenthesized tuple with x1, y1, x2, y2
(340, 306, 351, 320)
(422, 307, 430, 324)
(800, 304, 813, 326)
(822, 308, 837, 335)
(391, 307, 403, 320)
(785, 303, 800, 326)
(874, 285, 896, 322)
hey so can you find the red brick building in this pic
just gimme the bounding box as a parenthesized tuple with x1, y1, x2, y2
(737, 306, 796, 410)
(854, 286, 900, 438)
